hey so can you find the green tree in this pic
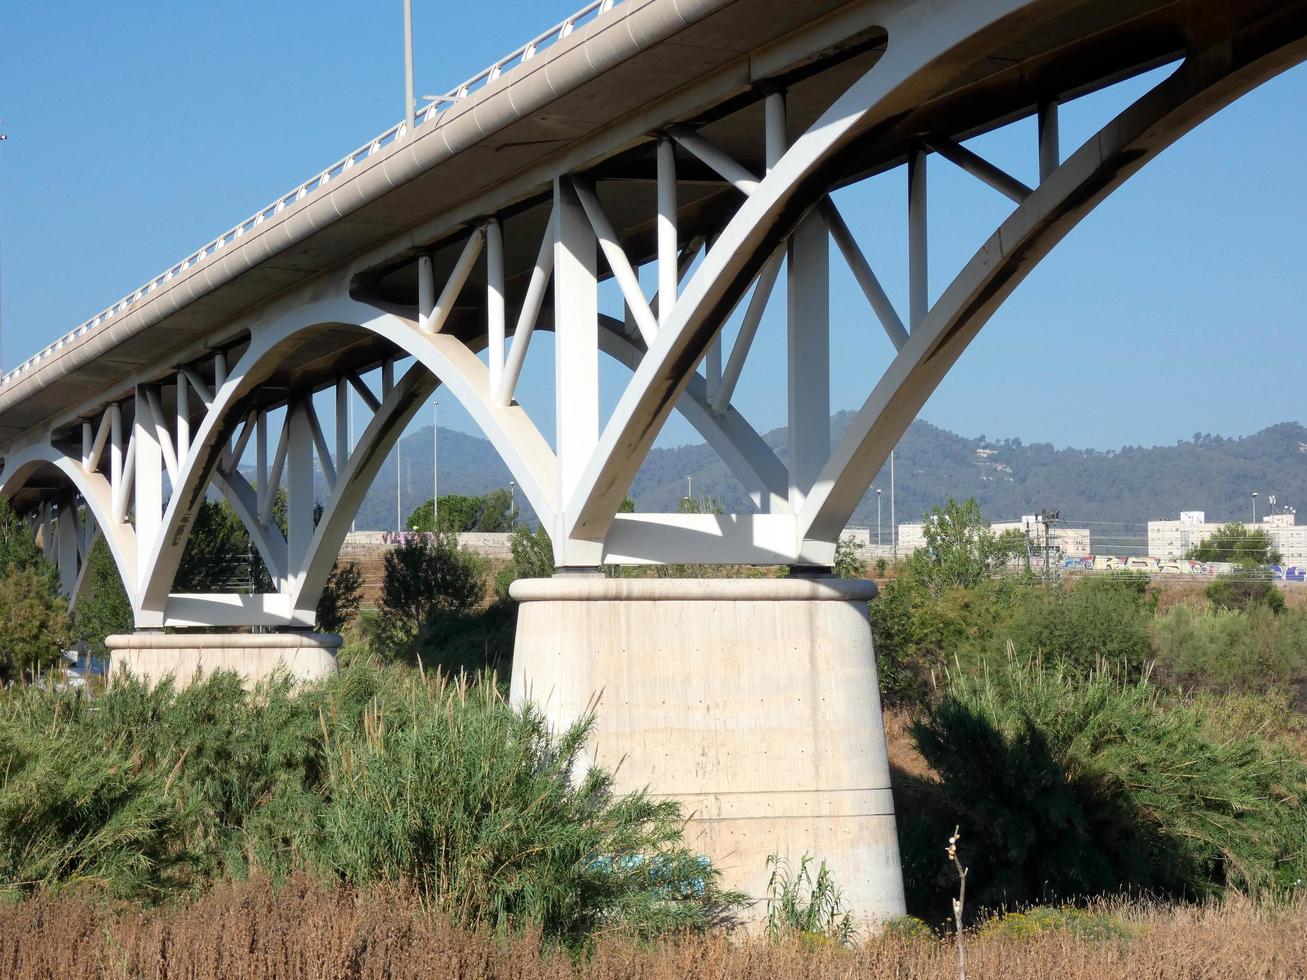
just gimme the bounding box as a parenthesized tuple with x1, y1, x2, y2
(380, 533, 484, 642)
(73, 538, 133, 658)
(909, 497, 1025, 590)
(1186, 523, 1282, 566)
(0, 565, 72, 683)
(0, 498, 58, 592)
(176, 500, 256, 593)
(409, 490, 519, 534)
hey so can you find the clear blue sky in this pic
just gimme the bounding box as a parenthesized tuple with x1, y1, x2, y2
(2, 1, 1305, 453)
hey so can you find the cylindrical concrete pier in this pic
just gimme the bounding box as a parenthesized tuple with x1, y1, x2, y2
(508, 576, 905, 928)
(107, 631, 340, 688)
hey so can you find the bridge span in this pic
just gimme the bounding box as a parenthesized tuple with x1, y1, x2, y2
(3, 0, 1304, 927)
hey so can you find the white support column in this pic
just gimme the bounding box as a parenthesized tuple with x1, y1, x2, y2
(787, 213, 830, 514)
(82, 422, 92, 470)
(134, 387, 163, 595)
(176, 371, 190, 466)
(765, 90, 787, 172)
(417, 253, 435, 332)
(553, 177, 599, 540)
(1038, 99, 1060, 183)
(256, 409, 268, 516)
(110, 403, 124, 519)
(335, 378, 350, 474)
(285, 398, 315, 602)
(657, 136, 677, 326)
(214, 350, 227, 391)
(486, 216, 506, 396)
(497, 214, 555, 406)
(908, 145, 929, 330)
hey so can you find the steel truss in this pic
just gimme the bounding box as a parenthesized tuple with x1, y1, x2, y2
(3, 0, 1305, 629)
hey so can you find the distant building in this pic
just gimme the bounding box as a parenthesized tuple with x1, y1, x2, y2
(895, 515, 1091, 559)
(1148, 511, 1307, 564)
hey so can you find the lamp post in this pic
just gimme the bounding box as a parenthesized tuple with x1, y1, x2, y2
(876, 488, 882, 548)
(1252, 490, 1259, 526)
(509, 480, 516, 527)
(402, 0, 416, 135)
(439, 399, 444, 533)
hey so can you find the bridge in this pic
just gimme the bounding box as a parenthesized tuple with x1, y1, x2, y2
(3, 0, 1303, 927)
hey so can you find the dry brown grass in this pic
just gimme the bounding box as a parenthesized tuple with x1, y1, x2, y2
(2, 876, 1304, 980)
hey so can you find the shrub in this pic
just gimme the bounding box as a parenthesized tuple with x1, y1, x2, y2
(494, 524, 554, 604)
(1205, 571, 1285, 614)
(978, 906, 1131, 942)
(0, 664, 741, 939)
(1151, 605, 1307, 693)
(316, 561, 363, 634)
(764, 853, 855, 946)
(1004, 574, 1153, 676)
(910, 652, 1307, 910)
(0, 722, 180, 900)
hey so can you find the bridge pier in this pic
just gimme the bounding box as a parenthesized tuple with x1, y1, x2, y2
(106, 630, 340, 688)
(509, 576, 905, 929)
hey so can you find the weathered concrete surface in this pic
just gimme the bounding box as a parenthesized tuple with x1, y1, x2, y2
(106, 631, 340, 688)
(508, 576, 905, 928)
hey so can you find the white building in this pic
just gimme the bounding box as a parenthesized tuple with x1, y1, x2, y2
(1148, 511, 1307, 565)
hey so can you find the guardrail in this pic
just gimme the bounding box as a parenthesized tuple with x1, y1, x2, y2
(1, 0, 624, 390)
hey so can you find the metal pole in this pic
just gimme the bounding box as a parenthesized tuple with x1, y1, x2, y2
(403, 0, 415, 136)
(876, 489, 882, 548)
(890, 449, 897, 560)
(396, 434, 402, 532)
(439, 399, 444, 533)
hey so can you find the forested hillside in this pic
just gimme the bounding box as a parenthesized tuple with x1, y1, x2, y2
(343, 419, 1307, 531)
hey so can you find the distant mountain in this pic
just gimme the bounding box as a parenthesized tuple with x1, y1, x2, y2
(346, 418, 1307, 537)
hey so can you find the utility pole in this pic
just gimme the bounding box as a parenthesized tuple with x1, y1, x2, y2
(396, 435, 402, 532)
(432, 398, 438, 531)
(402, 0, 416, 135)
(686, 475, 693, 501)
(1037, 509, 1060, 582)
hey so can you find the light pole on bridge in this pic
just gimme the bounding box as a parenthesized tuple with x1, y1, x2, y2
(402, 0, 416, 135)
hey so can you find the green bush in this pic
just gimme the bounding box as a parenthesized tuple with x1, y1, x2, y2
(1152, 605, 1307, 693)
(1004, 574, 1153, 676)
(0, 664, 741, 938)
(909, 653, 1307, 911)
(1205, 571, 1286, 614)
(978, 906, 1132, 942)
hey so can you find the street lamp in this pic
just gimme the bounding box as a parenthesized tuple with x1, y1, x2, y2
(876, 488, 882, 548)
(402, 0, 416, 134)
(509, 480, 516, 527)
(1252, 490, 1259, 525)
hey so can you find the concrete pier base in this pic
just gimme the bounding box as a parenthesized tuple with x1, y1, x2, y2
(106, 631, 340, 688)
(508, 576, 905, 929)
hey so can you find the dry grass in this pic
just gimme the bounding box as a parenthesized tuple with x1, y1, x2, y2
(1, 876, 1304, 980)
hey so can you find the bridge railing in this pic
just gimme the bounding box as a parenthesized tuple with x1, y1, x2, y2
(0, 0, 626, 391)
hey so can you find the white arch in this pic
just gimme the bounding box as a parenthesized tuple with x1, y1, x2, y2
(139, 296, 558, 613)
(0, 447, 140, 610)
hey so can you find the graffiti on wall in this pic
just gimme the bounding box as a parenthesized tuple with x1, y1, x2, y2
(1060, 556, 1307, 581)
